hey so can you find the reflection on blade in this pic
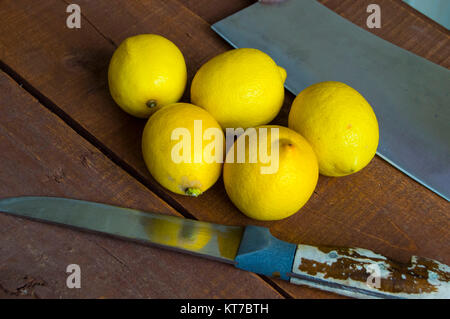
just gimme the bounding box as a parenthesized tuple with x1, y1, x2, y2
(0, 196, 244, 263)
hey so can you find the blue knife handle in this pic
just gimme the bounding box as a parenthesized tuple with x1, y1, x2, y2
(234, 226, 450, 298)
(234, 225, 296, 281)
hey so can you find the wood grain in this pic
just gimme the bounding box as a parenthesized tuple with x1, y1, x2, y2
(0, 71, 282, 299)
(0, 0, 448, 298)
(180, 0, 450, 297)
(179, 0, 254, 24)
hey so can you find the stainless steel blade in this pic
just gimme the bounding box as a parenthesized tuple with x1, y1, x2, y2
(212, 0, 450, 201)
(0, 196, 244, 263)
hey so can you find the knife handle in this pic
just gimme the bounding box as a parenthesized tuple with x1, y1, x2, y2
(290, 244, 450, 299)
(234, 226, 450, 299)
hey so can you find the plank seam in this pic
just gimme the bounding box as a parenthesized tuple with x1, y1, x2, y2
(2, 0, 446, 301)
(0, 59, 196, 222)
(259, 276, 294, 299)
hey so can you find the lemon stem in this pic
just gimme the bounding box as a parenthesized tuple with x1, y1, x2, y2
(185, 187, 202, 197)
(146, 99, 157, 108)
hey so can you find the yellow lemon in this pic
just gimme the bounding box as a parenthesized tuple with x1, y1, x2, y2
(191, 48, 286, 129)
(223, 125, 318, 221)
(288, 81, 379, 176)
(146, 216, 212, 251)
(108, 34, 187, 118)
(142, 103, 224, 196)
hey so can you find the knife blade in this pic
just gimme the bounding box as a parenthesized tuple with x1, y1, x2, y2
(0, 196, 449, 299)
(0, 196, 243, 263)
(403, 0, 450, 30)
(211, 0, 450, 201)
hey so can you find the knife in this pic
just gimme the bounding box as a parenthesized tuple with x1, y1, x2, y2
(212, 0, 450, 201)
(0, 196, 449, 299)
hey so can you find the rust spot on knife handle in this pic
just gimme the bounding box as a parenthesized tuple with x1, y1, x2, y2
(290, 245, 450, 298)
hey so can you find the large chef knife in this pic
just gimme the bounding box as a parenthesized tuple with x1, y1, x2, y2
(0, 196, 448, 299)
(212, 0, 450, 201)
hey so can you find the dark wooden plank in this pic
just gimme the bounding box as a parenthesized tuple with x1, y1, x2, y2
(0, 0, 448, 298)
(0, 71, 282, 299)
(179, 0, 253, 24)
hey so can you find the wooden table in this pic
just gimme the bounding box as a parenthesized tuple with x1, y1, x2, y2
(0, 0, 448, 299)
